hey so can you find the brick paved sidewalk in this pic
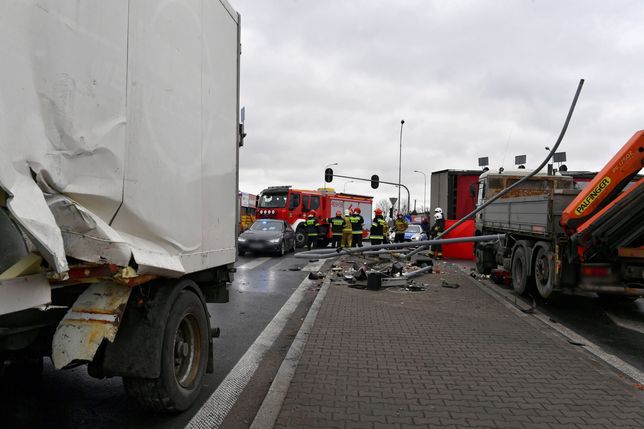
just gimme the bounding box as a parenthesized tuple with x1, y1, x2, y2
(273, 261, 644, 429)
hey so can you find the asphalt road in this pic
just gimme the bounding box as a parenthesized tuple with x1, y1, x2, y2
(0, 251, 314, 429)
(3, 254, 644, 429)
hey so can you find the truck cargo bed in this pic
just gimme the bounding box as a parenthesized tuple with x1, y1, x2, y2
(480, 192, 577, 238)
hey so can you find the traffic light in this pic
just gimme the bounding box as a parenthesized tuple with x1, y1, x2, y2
(324, 168, 333, 183)
(370, 174, 379, 189)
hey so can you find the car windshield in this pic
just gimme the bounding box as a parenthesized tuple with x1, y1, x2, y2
(249, 220, 283, 232)
(258, 193, 287, 208)
(405, 225, 422, 233)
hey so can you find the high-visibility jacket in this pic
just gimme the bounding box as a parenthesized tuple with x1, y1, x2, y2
(305, 218, 319, 236)
(370, 215, 388, 239)
(349, 214, 364, 235)
(328, 216, 345, 236)
(394, 218, 408, 233)
(342, 216, 352, 233)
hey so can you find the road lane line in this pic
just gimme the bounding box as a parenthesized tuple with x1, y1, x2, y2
(250, 278, 330, 429)
(301, 259, 325, 272)
(186, 273, 318, 429)
(236, 257, 271, 270)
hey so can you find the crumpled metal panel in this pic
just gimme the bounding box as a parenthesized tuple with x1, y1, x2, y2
(52, 282, 132, 369)
(0, 0, 238, 275)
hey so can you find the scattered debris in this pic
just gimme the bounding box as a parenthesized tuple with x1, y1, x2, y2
(308, 271, 325, 280)
(568, 340, 586, 347)
(441, 280, 460, 289)
(288, 266, 302, 271)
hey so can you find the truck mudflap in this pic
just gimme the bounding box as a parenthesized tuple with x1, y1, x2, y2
(52, 282, 132, 369)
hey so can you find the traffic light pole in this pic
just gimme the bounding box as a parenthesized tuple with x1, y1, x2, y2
(329, 173, 411, 214)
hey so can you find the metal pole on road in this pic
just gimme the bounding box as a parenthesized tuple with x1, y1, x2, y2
(398, 119, 405, 213)
(414, 169, 426, 212)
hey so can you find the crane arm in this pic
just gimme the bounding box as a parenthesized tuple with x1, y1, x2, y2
(561, 130, 644, 234)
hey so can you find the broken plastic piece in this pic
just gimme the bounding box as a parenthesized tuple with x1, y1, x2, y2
(0, 254, 43, 281)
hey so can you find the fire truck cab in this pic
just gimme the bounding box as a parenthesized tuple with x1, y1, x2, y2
(257, 186, 373, 247)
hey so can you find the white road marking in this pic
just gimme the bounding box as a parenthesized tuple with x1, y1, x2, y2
(250, 278, 330, 429)
(185, 274, 318, 429)
(606, 312, 644, 335)
(301, 259, 325, 272)
(236, 257, 271, 270)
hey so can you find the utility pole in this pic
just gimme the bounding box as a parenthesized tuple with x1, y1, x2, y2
(398, 119, 405, 214)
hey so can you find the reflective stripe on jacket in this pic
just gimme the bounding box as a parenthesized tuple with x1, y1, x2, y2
(305, 218, 319, 236)
(350, 215, 364, 234)
(394, 218, 408, 233)
(370, 216, 387, 239)
(329, 217, 344, 235)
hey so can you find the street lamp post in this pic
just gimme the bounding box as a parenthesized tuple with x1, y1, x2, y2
(343, 180, 355, 193)
(398, 119, 405, 213)
(324, 162, 338, 190)
(413, 170, 427, 212)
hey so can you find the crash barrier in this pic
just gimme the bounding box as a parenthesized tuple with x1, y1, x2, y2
(441, 219, 476, 260)
(294, 234, 505, 260)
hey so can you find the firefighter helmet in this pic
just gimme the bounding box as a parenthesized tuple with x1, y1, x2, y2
(434, 207, 443, 214)
(354, 207, 361, 214)
(375, 208, 383, 215)
(336, 211, 342, 216)
(434, 212, 442, 220)
(308, 210, 317, 218)
(344, 209, 351, 216)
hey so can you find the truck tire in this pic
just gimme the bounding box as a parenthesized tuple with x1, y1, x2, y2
(534, 248, 554, 299)
(511, 246, 534, 295)
(295, 226, 306, 248)
(124, 289, 209, 412)
(475, 246, 495, 275)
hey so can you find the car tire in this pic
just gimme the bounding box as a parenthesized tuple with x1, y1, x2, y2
(277, 240, 286, 257)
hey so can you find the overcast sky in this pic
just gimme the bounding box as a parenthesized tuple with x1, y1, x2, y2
(233, 0, 644, 211)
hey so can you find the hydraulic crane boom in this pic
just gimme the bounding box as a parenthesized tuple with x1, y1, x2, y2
(561, 130, 644, 234)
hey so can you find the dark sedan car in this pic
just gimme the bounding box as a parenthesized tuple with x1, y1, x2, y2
(238, 219, 295, 256)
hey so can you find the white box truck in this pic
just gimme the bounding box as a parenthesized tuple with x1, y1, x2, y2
(0, 0, 241, 411)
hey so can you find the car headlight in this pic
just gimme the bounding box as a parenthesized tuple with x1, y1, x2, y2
(269, 238, 281, 243)
(411, 234, 420, 241)
(238, 237, 247, 242)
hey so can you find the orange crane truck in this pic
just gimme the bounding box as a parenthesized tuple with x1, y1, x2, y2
(475, 131, 644, 299)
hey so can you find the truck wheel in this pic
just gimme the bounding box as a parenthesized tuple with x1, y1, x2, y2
(295, 226, 306, 248)
(124, 290, 209, 412)
(534, 248, 554, 299)
(475, 247, 494, 275)
(511, 246, 534, 295)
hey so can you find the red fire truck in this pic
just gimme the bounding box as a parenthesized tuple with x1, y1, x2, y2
(256, 186, 373, 247)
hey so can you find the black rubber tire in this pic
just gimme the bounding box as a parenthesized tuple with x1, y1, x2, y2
(277, 240, 286, 257)
(511, 246, 534, 295)
(475, 246, 494, 275)
(534, 248, 554, 299)
(124, 290, 209, 412)
(295, 226, 307, 248)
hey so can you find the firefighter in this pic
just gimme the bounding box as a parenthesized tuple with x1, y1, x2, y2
(393, 213, 408, 244)
(349, 207, 364, 247)
(341, 209, 353, 249)
(429, 209, 445, 258)
(304, 211, 320, 251)
(328, 211, 344, 248)
(370, 208, 388, 246)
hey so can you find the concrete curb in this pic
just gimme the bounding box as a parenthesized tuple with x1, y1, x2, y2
(250, 278, 331, 429)
(460, 265, 644, 385)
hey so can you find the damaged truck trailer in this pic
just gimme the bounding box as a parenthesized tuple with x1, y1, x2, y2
(0, 0, 241, 411)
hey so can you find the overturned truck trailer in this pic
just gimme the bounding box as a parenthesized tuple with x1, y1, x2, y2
(0, 0, 241, 412)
